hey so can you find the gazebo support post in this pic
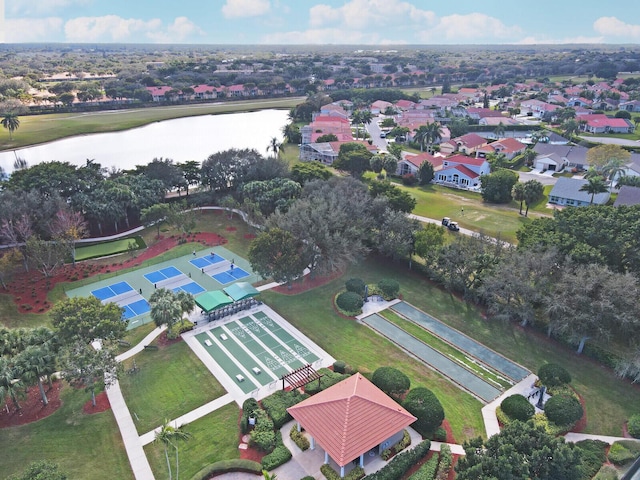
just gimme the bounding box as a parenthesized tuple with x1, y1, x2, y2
(310, 437, 315, 450)
(359, 453, 364, 467)
(324, 451, 329, 464)
(340, 465, 345, 477)
(297, 422, 301, 433)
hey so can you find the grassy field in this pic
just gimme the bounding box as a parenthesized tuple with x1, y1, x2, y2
(74, 236, 146, 261)
(118, 340, 228, 435)
(0, 97, 303, 150)
(0, 383, 133, 480)
(144, 403, 240, 480)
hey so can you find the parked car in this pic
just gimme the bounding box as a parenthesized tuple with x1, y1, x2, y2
(380, 132, 386, 138)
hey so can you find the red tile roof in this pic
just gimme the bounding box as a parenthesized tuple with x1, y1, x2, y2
(456, 133, 487, 149)
(403, 152, 443, 169)
(287, 374, 416, 467)
(585, 114, 630, 128)
(445, 153, 487, 167)
(452, 164, 480, 178)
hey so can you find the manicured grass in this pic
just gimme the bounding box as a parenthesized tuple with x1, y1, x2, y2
(120, 322, 157, 352)
(0, 292, 51, 329)
(0, 383, 132, 480)
(118, 340, 227, 435)
(144, 403, 240, 480)
(0, 97, 304, 150)
(74, 236, 146, 261)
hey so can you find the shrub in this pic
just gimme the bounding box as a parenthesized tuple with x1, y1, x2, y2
(538, 363, 571, 387)
(433, 426, 447, 442)
(544, 394, 583, 426)
(574, 439, 608, 478)
(320, 464, 365, 480)
(191, 459, 262, 479)
(289, 425, 310, 451)
(403, 388, 445, 437)
(377, 278, 400, 300)
(402, 173, 418, 186)
(628, 413, 640, 438)
(366, 440, 430, 480)
(371, 366, 410, 399)
(345, 277, 366, 296)
(261, 432, 292, 471)
(436, 444, 452, 480)
(408, 453, 439, 480)
(593, 465, 620, 480)
(336, 291, 364, 315)
(262, 389, 308, 429)
(608, 442, 636, 466)
(333, 360, 346, 374)
(500, 394, 535, 421)
(301, 477, 316, 480)
(304, 368, 349, 395)
(250, 409, 276, 452)
(381, 430, 411, 460)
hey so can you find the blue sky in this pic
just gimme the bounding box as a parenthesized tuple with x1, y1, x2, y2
(4, 0, 640, 45)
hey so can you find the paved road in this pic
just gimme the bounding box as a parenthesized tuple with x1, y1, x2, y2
(580, 135, 640, 147)
(365, 116, 389, 151)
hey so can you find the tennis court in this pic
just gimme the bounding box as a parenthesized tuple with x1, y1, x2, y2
(185, 306, 332, 398)
(189, 253, 225, 269)
(144, 266, 182, 284)
(91, 281, 134, 300)
(90, 280, 150, 321)
(211, 266, 250, 284)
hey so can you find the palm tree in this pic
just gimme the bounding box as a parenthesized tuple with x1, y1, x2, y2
(413, 125, 429, 151)
(350, 110, 363, 139)
(425, 122, 443, 152)
(16, 345, 55, 406)
(155, 420, 192, 480)
(267, 137, 283, 159)
(0, 357, 25, 411)
(512, 182, 525, 215)
(494, 121, 506, 138)
(523, 180, 544, 216)
(579, 177, 608, 204)
(561, 119, 580, 138)
(176, 290, 196, 319)
(149, 289, 182, 336)
(1, 113, 20, 140)
(602, 157, 627, 189)
(522, 148, 537, 167)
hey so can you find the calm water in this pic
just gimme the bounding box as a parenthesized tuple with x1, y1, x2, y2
(0, 109, 289, 174)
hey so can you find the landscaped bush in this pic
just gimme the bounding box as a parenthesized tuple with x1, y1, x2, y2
(544, 394, 583, 426)
(250, 409, 276, 452)
(408, 453, 439, 480)
(191, 459, 262, 479)
(371, 366, 410, 399)
(538, 363, 572, 387)
(345, 278, 366, 296)
(436, 444, 452, 480)
(289, 425, 310, 451)
(433, 426, 447, 442)
(608, 441, 636, 465)
(377, 278, 400, 300)
(241, 397, 260, 432)
(320, 464, 365, 480)
(530, 412, 566, 436)
(333, 360, 346, 374)
(500, 394, 534, 421)
(380, 430, 411, 460)
(403, 388, 445, 437)
(574, 439, 608, 478)
(261, 432, 292, 471)
(628, 413, 640, 438)
(261, 389, 308, 429)
(593, 465, 620, 480)
(304, 368, 349, 395)
(365, 440, 430, 480)
(335, 291, 364, 315)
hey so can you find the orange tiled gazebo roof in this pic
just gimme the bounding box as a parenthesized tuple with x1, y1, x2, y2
(287, 373, 416, 467)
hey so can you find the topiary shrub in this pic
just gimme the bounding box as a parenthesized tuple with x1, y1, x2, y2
(593, 465, 621, 480)
(335, 291, 364, 315)
(289, 425, 310, 451)
(377, 278, 400, 300)
(403, 388, 445, 437)
(500, 394, 535, 421)
(249, 409, 276, 452)
(574, 439, 608, 479)
(333, 360, 346, 374)
(261, 432, 291, 471)
(345, 278, 366, 296)
(538, 363, 572, 387)
(371, 366, 410, 399)
(544, 394, 583, 426)
(628, 413, 640, 438)
(608, 441, 636, 465)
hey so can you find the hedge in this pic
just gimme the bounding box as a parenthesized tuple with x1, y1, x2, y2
(377, 278, 400, 300)
(261, 389, 308, 429)
(371, 366, 411, 399)
(336, 291, 364, 315)
(544, 394, 583, 426)
(345, 278, 366, 296)
(381, 430, 411, 461)
(435, 444, 452, 480)
(408, 453, 439, 480)
(250, 409, 276, 452)
(593, 465, 620, 480)
(628, 413, 640, 438)
(403, 388, 445, 437)
(261, 432, 292, 471)
(333, 360, 346, 374)
(190, 459, 262, 480)
(241, 397, 260, 434)
(320, 464, 365, 480)
(290, 425, 310, 451)
(304, 368, 349, 395)
(574, 439, 608, 478)
(608, 441, 636, 465)
(538, 363, 572, 387)
(365, 440, 431, 480)
(500, 394, 534, 421)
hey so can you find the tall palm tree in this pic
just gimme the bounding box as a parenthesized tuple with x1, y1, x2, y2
(16, 345, 54, 406)
(155, 420, 192, 480)
(561, 119, 580, 138)
(1, 113, 20, 140)
(494, 122, 506, 138)
(512, 182, 525, 215)
(267, 137, 283, 159)
(425, 122, 443, 152)
(602, 157, 627, 189)
(413, 125, 429, 151)
(579, 177, 608, 204)
(350, 110, 364, 139)
(523, 180, 544, 216)
(0, 357, 25, 411)
(149, 289, 182, 336)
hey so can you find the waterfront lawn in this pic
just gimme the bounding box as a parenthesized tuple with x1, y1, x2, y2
(118, 340, 227, 435)
(144, 403, 240, 480)
(0, 384, 132, 480)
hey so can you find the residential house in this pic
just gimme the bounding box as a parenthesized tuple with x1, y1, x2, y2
(439, 133, 487, 156)
(620, 100, 640, 112)
(533, 144, 589, 170)
(299, 141, 377, 165)
(476, 138, 527, 160)
(370, 100, 393, 115)
(300, 116, 353, 144)
(435, 154, 490, 188)
(581, 114, 634, 134)
(519, 99, 560, 119)
(478, 117, 521, 127)
(548, 177, 610, 206)
(397, 152, 444, 176)
(395, 99, 416, 111)
(146, 86, 176, 102)
(465, 107, 504, 121)
(613, 186, 640, 207)
(317, 103, 349, 120)
(192, 84, 218, 100)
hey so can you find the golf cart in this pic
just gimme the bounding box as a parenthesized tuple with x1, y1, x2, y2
(442, 217, 460, 231)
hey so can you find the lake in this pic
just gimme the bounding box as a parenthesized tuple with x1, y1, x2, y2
(0, 109, 290, 174)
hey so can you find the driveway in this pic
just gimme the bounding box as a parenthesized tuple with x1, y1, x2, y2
(517, 170, 559, 186)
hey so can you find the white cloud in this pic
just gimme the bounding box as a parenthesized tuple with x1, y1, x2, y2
(518, 35, 605, 45)
(6, 17, 64, 42)
(222, 0, 271, 19)
(594, 17, 640, 39)
(420, 13, 522, 42)
(64, 15, 161, 42)
(263, 28, 375, 45)
(146, 17, 205, 43)
(8, 0, 92, 17)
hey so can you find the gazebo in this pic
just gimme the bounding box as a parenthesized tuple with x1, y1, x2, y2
(223, 282, 259, 302)
(287, 373, 417, 477)
(194, 290, 233, 314)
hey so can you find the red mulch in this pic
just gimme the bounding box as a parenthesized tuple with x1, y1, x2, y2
(571, 390, 588, 433)
(448, 455, 459, 480)
(272, 270, 343, 295)
(441, 419, 456, 444)
(243, 233, 256, 240)
(83, 391, 111, 414)
(2, 232, 226, 315)
(0, 381, 62, 428)
(225, 226, 237, 231)
(403, 450, 436, 479)
(237, 411, 265, 463)
(156, 331, 183, 348)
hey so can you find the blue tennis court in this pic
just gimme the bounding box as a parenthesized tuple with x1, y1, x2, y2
(190, 253, 226, 269)
(91, 281, 133, 300)
(172, 281, 206, 295)
(144, 266, 182, 284)
(212, 267, 250, 284)
(121, 299, 151, 320)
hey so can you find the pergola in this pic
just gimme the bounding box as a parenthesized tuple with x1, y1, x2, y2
(281, 364, 322, 391)
(287, 373, 417, 477)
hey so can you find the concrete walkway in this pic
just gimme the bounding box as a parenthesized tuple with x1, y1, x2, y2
(116, 326, 166, 362)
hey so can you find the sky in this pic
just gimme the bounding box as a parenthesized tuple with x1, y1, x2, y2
(3, 0, 640, 45)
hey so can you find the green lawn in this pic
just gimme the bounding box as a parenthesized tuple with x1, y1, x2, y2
(0, 97, 304, 150)
(118, 341, 228, 435)
(74, 236, 146, 262)
(0, 383, 132, 480)
(144, 403, 240, 480)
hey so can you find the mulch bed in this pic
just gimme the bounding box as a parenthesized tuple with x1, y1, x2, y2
(272, 270, 343, 295)
(83, 391, 111, 414)
(3, 232, 226, 315)
(0, 381, 62, 428)
(155, 331, 183, 348)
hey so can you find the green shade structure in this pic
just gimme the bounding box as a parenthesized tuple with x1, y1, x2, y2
(223, 282, 259, 302)
(195, 290, 233, 313)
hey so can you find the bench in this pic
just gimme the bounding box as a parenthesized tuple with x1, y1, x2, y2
(220, 333, 228, 340)
(204, 339, 212, 347)
(252, 367, 261, 375)
(236, 374, 245, 382)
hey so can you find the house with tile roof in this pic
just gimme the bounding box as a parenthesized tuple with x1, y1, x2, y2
(533, 144, 589, 170)
(397, 152, 444, 176)
(476, 137, 527, 160)
(435, 154, 490, 188)
(287, 373, 416, 477)
(439, 133, 488, 156)
(299, 141, 377, 165)
(300, 116, 353, 145)
(146, 86, 176, 102)
(548, 177, 610, 207)
(620, 100, 640, 113)
(581, 114, 634, 134)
